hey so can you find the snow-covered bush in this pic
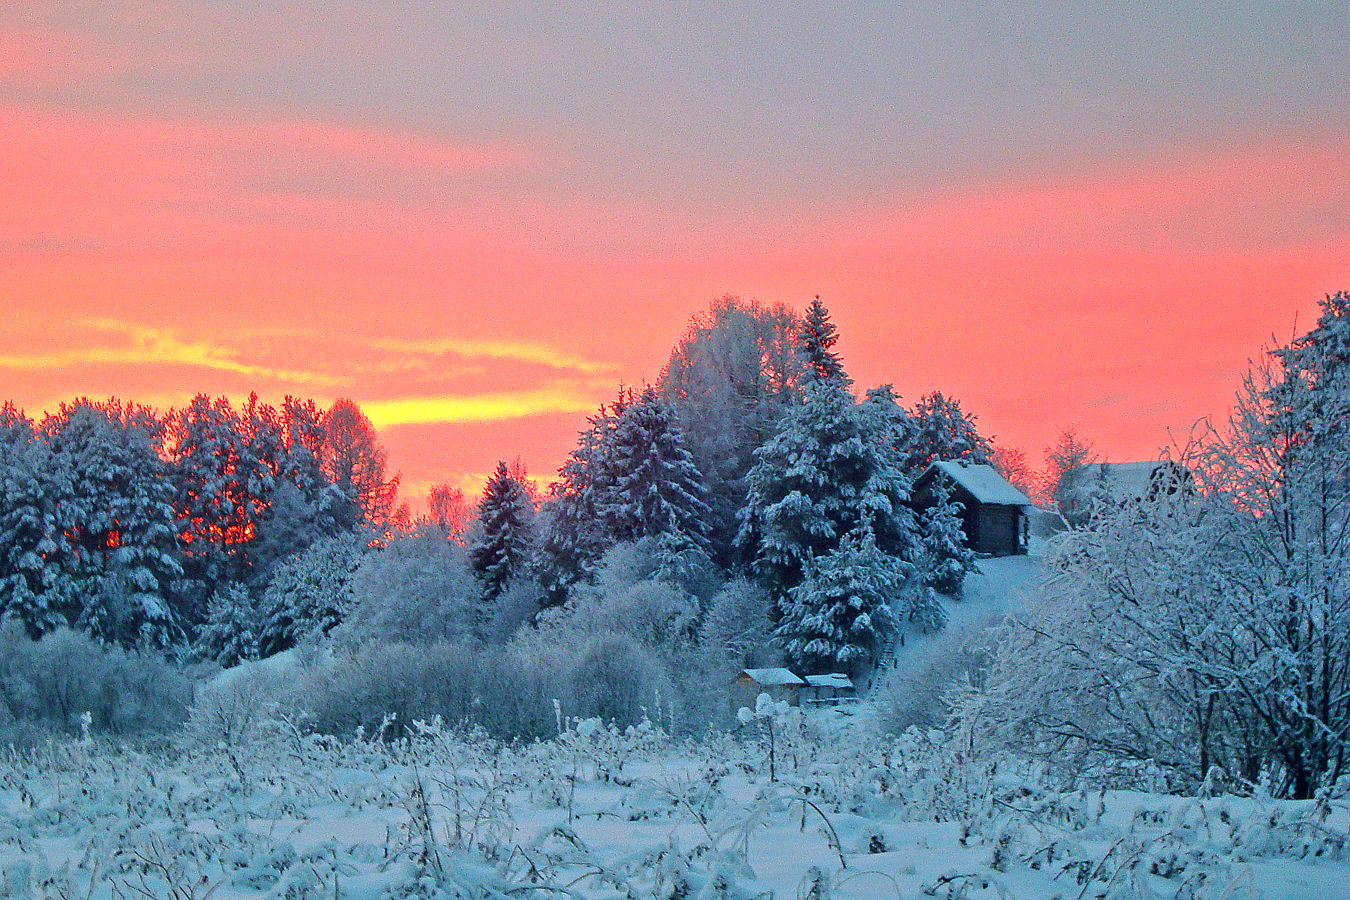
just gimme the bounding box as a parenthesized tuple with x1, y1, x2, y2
(566, 632, 674, 728)
(333, 527, 478, 647)
(183, 649, 308, 748)
(0, 624, 192, 741)
(872, 618, 991, 735)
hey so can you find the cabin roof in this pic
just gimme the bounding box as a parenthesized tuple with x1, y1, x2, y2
(928, 460, 1033, 507)
(741, 667, 805, 686)
(804, 673, 853, 689)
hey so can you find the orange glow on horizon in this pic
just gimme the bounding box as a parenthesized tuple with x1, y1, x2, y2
(2, 90, 1346, 506)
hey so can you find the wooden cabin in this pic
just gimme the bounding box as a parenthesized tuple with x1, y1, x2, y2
(912, 461, 1032, 557)
(732, 668, 805, 710)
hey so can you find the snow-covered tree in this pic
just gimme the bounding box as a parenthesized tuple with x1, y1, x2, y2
(917, 478, 974, 597)
(322, 398, 398, 525)
(775, 529, 903, 678)
(1044, 426, 1099, 524)
(40, 401, 183, 649)
(337, 526, 480, 646)
(966, 293, 1350, 798)
(903, 391, 994, 476)
(0, 404, 62, 637)
(799, 295, 851, 386)
(606, 386, 711, 551)
(193, 582, 262, 667)
(470, 460, 537, 605)
(256, 532, 367, 656)
(738, 378, 921, 623)
(534, 396, 627, 603)
(858, 385, 916, 466)
(659, 296, 807, 565)
(168, 394, 280, 588)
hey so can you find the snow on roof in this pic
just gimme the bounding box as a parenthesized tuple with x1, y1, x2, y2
(804, 673, 853, 689)
(741, 668, 806, 686)
(1071, 461, 1185, 501)
(931, 461, 1033, 507)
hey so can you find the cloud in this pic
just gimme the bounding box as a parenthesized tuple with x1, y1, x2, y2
(359, 388, 602, 429)
(368, 336, 616, 377)
(0, 319, 344, 388)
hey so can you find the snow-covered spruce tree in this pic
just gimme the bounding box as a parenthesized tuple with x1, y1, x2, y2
(917, 478, 975, 598)
(775, 528, 904, 678)
(606, 386, 711, 552)
(858, 384, 917, 471)
(800, 295, 852, 387)
(738, 380, 922, 676)
(470, 460, 537, 605)
(0, 404, 64, 637)
(534, 396, 627, 604)
(256, 531, 367, 656)
(40, 401, 183, 649)
(193, 582, 261, 667)
(903, 391, 994, 476)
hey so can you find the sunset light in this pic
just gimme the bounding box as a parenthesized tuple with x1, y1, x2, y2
(3, 4, 1346, 502)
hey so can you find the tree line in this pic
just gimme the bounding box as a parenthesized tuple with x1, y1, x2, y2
(0, 296, 1005, 681)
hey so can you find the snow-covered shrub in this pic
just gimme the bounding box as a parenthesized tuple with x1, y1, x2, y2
(333, 527, 478, 647)
(565, 632, 674, 728)
(0, 624, 192, 740)
(872, 618, 992, 735)
(184, 648, 309, 748)
(699, 577, 777, 667)
(256, 531, 367, 656)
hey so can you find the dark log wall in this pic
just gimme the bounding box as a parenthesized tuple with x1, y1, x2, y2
(973, 504, 1021, 556)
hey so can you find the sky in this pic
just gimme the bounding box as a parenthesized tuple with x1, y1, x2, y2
(3, 2, 1348, 504)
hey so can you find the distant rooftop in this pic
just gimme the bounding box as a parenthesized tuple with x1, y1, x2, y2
(804, 673, 853, 689)
(930, 460, 1033, 507)
(741, 668, 805, 686)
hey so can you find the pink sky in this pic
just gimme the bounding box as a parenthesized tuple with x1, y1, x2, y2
(3, 5, 1347, 503)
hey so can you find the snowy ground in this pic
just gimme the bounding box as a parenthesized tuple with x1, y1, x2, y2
(2, 714, 1347, 900)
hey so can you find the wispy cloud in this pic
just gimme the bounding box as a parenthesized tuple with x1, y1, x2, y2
(0, 319, 344, 388)
(368, 336, 616, 377)
(360, 388, 602, 428)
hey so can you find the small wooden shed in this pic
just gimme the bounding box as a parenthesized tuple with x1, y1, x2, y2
(802, 673, 856, 705)
(912, 461, 1032, 557)
(732, 668, 805, 710)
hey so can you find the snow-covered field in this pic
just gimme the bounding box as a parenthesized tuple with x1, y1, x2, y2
(2, 709, 1347, 900)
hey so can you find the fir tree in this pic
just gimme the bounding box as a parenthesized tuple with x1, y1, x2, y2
(40, 401, 183, 649)
(194, 582, 261, 667)
(0, 404, 62, 637)
(534, 398, 624, 603)
(917, 478, 974, 597)
(607, 386, 711, 549)
(470, 460, 537, 604)
(903, 391, 994, 476)
(775, 529, 904, 678)
(799, 295, 851, 386)
(256, 532, 366, 656)
(738, 379, 920, 613)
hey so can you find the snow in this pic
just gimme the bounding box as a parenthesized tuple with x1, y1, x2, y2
(930, 460, 1033, 507)
(741, 667, 805, 686)
(804, 673, 853, 689)
(1, 718, 1347, 900)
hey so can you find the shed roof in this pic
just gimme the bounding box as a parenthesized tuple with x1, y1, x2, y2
(804, 673, 853, 689)
(930, 461, 1033, 507)
(741, 668, 805, 686)
(1073, 461, 1185, 501)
